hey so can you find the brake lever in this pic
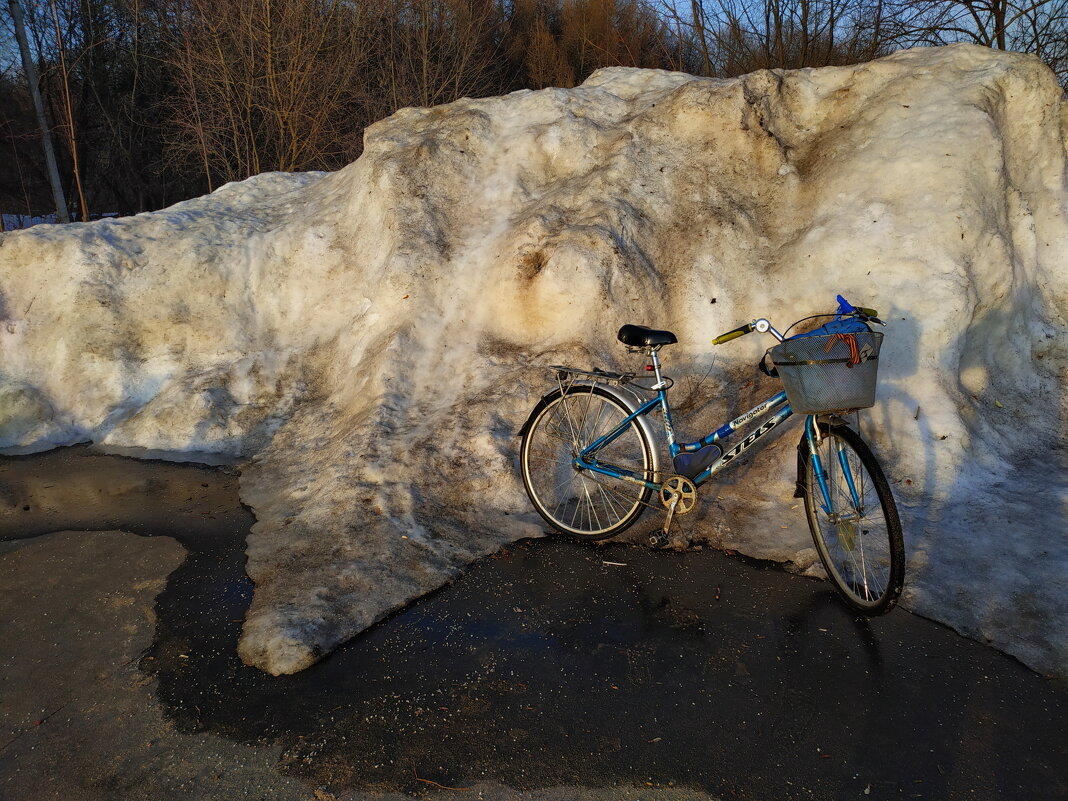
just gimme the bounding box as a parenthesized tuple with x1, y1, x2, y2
(855, 312, 886, 326)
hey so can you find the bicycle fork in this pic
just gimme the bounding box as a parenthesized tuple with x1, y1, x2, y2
(805, 417, 863, 521)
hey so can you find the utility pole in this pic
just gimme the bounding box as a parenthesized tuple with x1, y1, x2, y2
(8, 0, 70, 224)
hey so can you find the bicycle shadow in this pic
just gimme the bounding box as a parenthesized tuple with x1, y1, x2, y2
(857, 313, 934, 561)
(888, 301, 1068, 677)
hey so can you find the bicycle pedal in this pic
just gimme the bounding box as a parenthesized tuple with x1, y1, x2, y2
(648, 533, 668, 548)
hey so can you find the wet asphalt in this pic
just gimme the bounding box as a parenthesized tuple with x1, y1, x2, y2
(0, 446, 1065, 800)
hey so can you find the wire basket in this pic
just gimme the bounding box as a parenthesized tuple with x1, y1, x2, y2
(770, 332, 883, 414)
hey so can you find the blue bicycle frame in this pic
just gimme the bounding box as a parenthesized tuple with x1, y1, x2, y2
(576, 389, 790, 487)
(575, 383, 859, 517)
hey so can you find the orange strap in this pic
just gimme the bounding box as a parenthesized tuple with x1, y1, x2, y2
(826, 333, 861, 366)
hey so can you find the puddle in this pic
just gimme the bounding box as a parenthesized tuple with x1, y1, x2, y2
(2, 446, 1066, 800)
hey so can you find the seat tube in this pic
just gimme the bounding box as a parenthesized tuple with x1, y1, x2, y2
(649, 348, 678, 454)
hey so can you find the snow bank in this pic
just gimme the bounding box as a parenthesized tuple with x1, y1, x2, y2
(0, 44, 1064, 677)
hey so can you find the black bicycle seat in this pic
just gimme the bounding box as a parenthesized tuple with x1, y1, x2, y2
(617, 324, 679, 347)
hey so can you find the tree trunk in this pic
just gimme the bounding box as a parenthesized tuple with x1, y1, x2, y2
(690, 0, 713, 75)
(49, 0, 88, 222)
(8, 0, 70, 224)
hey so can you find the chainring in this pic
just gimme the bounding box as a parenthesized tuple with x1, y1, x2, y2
(659, 475, 697, 515)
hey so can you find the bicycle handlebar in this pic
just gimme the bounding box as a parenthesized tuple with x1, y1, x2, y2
(711, 322, 754, 345)
(836, 294, 880, 321)
(712, 297, 882, 346)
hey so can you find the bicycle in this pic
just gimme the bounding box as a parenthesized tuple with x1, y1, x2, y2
(518, 296, 905, 615)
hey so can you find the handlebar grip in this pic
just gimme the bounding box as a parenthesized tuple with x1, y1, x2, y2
(712, 323, 754, 345)
(855, 306, 879, 318)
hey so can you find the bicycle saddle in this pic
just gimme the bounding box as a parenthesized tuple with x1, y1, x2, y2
(617, 324, 678, 347)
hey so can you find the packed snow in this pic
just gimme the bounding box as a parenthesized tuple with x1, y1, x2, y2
(0, 44, 1064, 677)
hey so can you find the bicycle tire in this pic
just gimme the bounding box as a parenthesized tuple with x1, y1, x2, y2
(520, 385, 654, 540)
(802, 423, 904, 615)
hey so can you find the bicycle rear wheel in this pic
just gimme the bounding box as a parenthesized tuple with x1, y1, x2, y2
(802, 423, 904, 615)
(520, 385, 653, 540)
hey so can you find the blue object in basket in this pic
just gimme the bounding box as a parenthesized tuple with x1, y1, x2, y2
(783, 294, 870, 340)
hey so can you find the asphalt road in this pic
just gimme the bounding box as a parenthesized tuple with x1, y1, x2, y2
(1, 447, 1065, 801)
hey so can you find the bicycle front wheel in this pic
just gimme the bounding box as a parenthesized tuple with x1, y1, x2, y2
(520, 385, 653, 540)
(803, 423, 904, 615)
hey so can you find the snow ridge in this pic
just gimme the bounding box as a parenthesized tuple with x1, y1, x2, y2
(0, 44, 1065, 677)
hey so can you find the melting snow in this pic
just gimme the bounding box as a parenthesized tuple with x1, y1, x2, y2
(0, 44, 1065, 677)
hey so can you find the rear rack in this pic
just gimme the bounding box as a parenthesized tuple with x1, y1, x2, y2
(549, 365, 635, 386)
(547, 365, 670, 393)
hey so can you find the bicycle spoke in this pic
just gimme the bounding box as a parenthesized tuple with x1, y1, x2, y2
(579, 388, 598, 438)
(568, 489, 581, 528)
(558, 394, 583, 450)
(580, 476, 603, 530)
(586, 394, 610, 445)
(596, 482, 623, 521)
(525, 452, 568, 465)
(591, 475, 640, 512)
(553, 493, 568, 520)
(548, 472, 580, 496)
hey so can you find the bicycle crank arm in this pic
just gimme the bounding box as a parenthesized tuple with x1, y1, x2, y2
(649, 492, 682, 547)
(662, 493, 680, 535)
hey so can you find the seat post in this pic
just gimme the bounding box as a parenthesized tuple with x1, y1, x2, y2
(648, 347, 668, 390)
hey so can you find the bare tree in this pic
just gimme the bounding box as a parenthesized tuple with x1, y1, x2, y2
(505, 0, 682, 87)
(373, 0, 506, 109)
(48, 0, 86, 220)
(6, 0, 69, 222)
(168, 0, 372, 184)
(670, 0, 903, 75)
(5, 0, 1065, 222)
(906, 0, 1068, 80)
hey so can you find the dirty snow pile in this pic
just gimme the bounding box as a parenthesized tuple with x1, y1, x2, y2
(0, 44, 1065, 677)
